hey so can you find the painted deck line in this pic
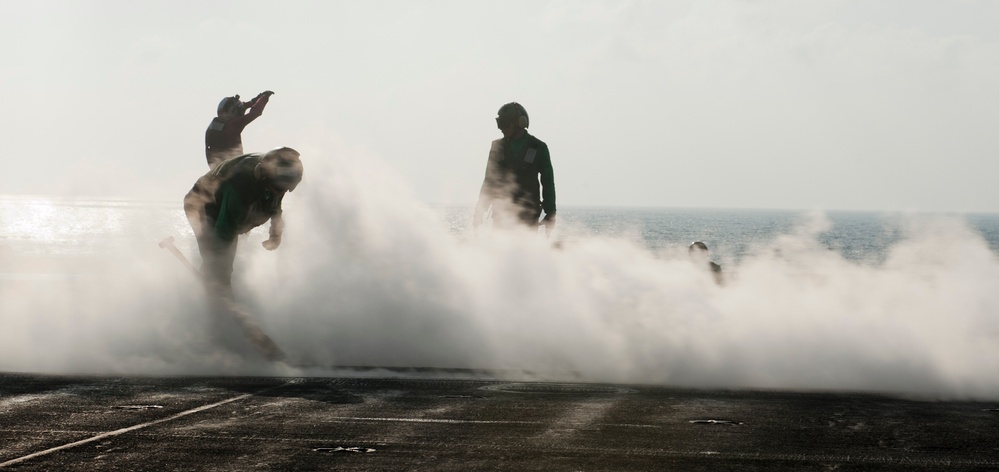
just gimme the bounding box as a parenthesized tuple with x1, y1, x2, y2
(0, 382, 290, 468)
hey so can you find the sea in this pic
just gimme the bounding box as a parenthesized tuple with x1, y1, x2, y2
(4, 194, 999, 269)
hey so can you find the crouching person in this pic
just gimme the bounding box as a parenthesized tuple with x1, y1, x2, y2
(184, 147, 304, 296)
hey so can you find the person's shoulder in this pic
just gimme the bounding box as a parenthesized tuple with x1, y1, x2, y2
(242, 152, 263, 163)
(526, 134, 549, 153)
(207, 117, 225, 130)
(214, 154, 260, 178)
(233, 154, 264, 176)
(526, 133, 547, 146)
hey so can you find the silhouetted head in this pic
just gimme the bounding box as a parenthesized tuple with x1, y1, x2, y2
(496, 102, 529, 138)
(259, 147, 303, 192)
(689, 241, 710, 263)
(217, 95, 245, 118)
(689, 241, 709, 253)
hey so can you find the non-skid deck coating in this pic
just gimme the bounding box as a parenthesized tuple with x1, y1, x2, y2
(1, 372, 998, 471)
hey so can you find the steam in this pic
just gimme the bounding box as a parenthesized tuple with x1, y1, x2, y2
(3, 149, 999, 399)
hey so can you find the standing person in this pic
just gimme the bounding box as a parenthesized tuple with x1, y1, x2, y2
(184, 147, 303, 296)
(689, 241, 724, 285)
(473, 102, 556, 233)
(205, 90, 274, 169)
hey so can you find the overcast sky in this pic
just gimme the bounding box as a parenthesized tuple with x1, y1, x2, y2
(3, 0, 998, 212)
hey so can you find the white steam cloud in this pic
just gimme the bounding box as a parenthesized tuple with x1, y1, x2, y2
(3, 146, 999, 400)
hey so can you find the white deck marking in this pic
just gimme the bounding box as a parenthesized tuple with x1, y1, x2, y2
(328, 416, 540, 425)
(0, 383, 289, 468)
(325, 416, 661, 428)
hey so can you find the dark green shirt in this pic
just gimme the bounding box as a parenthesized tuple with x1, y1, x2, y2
(483, 132, 556, 215)
(187, 154, 283, 245)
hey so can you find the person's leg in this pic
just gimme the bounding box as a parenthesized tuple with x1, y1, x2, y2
(188, 209, 236, 297)
(201, 237, 237, 298)
(184, 203, 214, 272)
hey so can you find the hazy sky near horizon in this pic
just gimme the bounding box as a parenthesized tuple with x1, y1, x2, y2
(3, 0, 998, 212)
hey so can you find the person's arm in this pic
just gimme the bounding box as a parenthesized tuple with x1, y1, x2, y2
(473, 170, 493, 227)
(245, 91, 272, 119)
(262, 209, 284, 250)
(473, 140, 504, 227)
(230, 91, 273, 128)
(539, 143, 556, 217)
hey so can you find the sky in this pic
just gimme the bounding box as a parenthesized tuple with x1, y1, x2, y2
(7, 1, 999, 397)
(2, 0, 999, 212)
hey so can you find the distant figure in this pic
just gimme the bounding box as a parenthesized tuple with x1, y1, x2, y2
(473, 102, 556, 233)
(689, 241, 724, 285)
(205, 91, 274, 169)
(184, 147, 303, 296)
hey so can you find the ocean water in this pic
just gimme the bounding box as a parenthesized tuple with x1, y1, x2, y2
(3, 194, 999, 399)
(396, 205, 999, 266)
(6, 194, 996, 263)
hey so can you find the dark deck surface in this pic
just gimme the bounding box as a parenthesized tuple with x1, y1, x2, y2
(1, 372, 998, 471)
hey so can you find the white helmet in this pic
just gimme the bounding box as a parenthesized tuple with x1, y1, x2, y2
(261, 147, 304, 191)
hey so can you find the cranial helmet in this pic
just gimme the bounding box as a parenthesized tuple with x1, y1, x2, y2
(261, 147, 304, 191)
(496, 102, 529, 129)
(689, 241, 709, 253)
(217, 95, 244, 117)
